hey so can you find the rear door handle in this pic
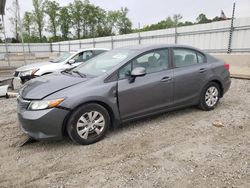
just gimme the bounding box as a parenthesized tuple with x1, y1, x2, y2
(199, 68, 207, 73)
(161, 76, 172, 82)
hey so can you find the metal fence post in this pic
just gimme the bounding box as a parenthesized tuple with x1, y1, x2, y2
(227, 2, 236, 54)
(174, 26, 178, 44)
(93, 38, 96, 48)
(111, 36, 114, 49)
(138, 22, 141, 45)
(49, 43, 52, 53)
(69, 41, 71, 51)
(28, 43, 31, 53)
(59, 43, 61, 53)
(138, 32, 141, 44)
(79, 40, 82, 49)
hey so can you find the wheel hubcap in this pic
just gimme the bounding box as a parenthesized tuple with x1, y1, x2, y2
(76, 111, 105, 140)
(205, 86, 219, 107)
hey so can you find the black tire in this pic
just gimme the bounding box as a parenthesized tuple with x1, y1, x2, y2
(67, 103, 110, 145)
(199, 82, 221, 111)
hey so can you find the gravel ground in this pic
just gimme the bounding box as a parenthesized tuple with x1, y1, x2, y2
(0, 79, 249, 188)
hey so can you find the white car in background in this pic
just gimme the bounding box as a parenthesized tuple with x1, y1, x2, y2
(14, 48, 109, 83)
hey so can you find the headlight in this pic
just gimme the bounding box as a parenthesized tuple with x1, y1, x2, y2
(19, 69, 39, 77)
(28, 98, 64, 110)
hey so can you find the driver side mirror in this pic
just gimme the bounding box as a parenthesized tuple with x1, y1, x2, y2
(129, 67, 146, 83)
(68, 59, 75, 65)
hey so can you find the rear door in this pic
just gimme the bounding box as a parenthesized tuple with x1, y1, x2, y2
(117, 48, 174, 120)
(172, 48, 211, 105)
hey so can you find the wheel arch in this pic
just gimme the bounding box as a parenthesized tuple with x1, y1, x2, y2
(62, 100, 116, 136)
(209, 79, 224, 97)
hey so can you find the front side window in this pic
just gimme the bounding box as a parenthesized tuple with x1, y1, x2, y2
(119, 63, 132, 79)
(173, 49, 199, 67)
(73, 51, 94, 63)
(119, 49, 169, 79)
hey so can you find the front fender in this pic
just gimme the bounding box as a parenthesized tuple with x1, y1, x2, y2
(45, 80, 120, 121)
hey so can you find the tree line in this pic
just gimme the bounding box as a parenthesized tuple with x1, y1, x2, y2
(21, 0, 132, 43)
(1, 0, 230, 43)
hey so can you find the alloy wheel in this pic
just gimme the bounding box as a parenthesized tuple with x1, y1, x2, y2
(205, 86, 219, 107)
(76, 111, 105, 140)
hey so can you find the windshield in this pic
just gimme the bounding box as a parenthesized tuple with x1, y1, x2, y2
(72, 49, 135, 77)
(51, 52, 73, 63)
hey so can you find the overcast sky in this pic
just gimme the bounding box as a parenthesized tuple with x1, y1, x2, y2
(2, 0, 250, 37)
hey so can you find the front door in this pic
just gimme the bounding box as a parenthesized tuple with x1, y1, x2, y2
(117, 48, 174, 120)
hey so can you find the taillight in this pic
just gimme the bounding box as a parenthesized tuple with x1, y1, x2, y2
(224, 63, 230, 71)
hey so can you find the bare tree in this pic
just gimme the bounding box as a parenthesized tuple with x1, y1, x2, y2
(8, 0, 19, 42)
(173, 14, 182, 44)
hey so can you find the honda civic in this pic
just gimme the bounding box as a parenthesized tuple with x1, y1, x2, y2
(17, 44, 231, 145)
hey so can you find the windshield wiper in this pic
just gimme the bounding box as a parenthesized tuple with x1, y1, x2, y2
(72, 70, 86, 78)
(61, 69, 72, 75)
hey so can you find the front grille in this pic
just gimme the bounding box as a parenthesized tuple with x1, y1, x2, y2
(17, 96, 30, 110)
(14, 71, 19, 77)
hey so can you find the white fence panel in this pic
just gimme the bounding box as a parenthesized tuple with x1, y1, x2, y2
(140, 28, 175, 44)
(232, 18, 250, 51)
(28, 43, 50, 52)
(79, 38, 95, 49)
(95, 36, 112, 49)
(52, 43, 59, 52)
(1, 17, 250, 56)
(113, 33, 139, 48)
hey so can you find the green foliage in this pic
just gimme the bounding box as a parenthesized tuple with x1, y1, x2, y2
(141, 16, 175, 31)
(23, 33, 48, 43)
(117, 8, 132, 34)
(32, 0, 45, 40)
(44, 0, 60, 37)
(23, 12, 33, 36)
(59, 6, 71, 40)
(69, 0, 84, 39)
(196, 13, 211, 24)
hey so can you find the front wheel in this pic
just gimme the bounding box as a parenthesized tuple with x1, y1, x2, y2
(67, 103, 110, 145)
(199, 82, 220, 111)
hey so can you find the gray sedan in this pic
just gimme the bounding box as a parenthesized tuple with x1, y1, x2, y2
(17, 44, 231, 145)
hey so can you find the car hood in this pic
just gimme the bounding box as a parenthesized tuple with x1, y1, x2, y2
(16, 61, 57, 72)
(20, 73, 89, 100)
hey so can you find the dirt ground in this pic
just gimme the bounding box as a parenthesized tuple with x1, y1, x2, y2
(0, 79, 249, 188)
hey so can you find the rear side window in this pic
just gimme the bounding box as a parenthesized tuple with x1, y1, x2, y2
(173, 49, 198, 67)
(173, 48, 206, 68)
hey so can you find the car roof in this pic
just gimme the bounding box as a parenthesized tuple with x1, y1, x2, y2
(76, 48, 110, 53)
(117, 44, 203, 52)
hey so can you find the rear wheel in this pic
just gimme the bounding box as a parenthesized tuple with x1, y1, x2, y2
(67, 103, 110, 145)
(199, 82, 220, 111)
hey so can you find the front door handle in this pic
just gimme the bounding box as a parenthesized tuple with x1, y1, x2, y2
(161, 76, 172, 82)
(199, 68, 207, 73)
